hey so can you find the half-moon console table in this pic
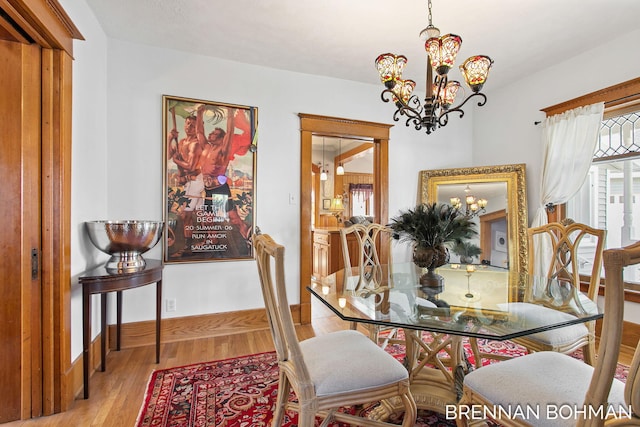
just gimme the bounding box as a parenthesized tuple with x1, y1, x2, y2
(79, 259, 163, 399)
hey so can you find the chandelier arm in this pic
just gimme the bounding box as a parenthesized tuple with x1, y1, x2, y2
(451, 92, 487, 112)
(437, 92, 487, 127)
(392, 105, 430, 132)
(380, 89, 396, 104)
(404, 94, 424, 112)
(395, 104, 425, 130)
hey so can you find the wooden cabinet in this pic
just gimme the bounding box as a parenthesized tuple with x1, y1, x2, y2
(312, 228, 337, 279)
(312, 228, 358, 279)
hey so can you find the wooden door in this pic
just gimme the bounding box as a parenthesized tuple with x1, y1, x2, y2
(0, 0, 82, 419)
(0, 39, 42, 423)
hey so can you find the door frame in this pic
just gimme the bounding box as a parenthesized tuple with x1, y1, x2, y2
(1, 0, 83, 417)
(298, 114, 391, 324)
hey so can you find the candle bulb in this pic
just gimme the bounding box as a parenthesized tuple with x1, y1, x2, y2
(338, 297, 347, 308)
(466, 265, 475, 273)
(322, 285, 330, 295)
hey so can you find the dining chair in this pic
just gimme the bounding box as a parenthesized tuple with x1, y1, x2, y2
(340, 223, 404, 349)
(253, 231, 417, 427)
(470, 221, 606, 367)
(456, 240, 638, 427)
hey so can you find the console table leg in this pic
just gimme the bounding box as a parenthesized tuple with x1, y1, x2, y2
(100, 293, 107, 372)
(82, 289, 91, 399)
(116, 290, 122, 351)
(156, 280, 162, 363)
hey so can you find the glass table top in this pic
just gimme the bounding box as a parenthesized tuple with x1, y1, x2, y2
(308, 263, 602, 340)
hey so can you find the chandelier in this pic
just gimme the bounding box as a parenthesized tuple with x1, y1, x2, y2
(450, 185, 487, 218)
(375, 0, 493, 134)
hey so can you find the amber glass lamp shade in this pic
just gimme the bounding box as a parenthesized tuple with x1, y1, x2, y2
(330, 197, 344, 211)
(440, 81, 461, 108)
(375, 53, 408, 89)
(392, 79, 416, 104)
(460, 55, 493, 93)
(425, 34, 462, 76)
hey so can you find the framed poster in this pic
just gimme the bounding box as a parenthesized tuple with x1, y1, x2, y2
(163, 95, 257, 263)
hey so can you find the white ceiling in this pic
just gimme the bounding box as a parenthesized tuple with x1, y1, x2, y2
(85, 0, 640, 91)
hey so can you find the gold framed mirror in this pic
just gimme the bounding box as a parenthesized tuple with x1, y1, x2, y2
(418, 164, 528, 273)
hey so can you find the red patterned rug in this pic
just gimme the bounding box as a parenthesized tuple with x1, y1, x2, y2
(135, 338, 629, 427)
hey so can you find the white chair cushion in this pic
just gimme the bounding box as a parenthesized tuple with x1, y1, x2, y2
(299, 330, 408, 397)
(463, 351, 627, 427)
(500, 302, 588, 346)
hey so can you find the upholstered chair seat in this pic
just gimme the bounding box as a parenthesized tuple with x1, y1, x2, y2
(299, 329, 409, 397)
(463, 351, 627, 427)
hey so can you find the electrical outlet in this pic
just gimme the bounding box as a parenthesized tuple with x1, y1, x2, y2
(166, 298, 177, 312)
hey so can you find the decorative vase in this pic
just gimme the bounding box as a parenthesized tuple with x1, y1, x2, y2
(459, 255, 474, 264)
(413, 245, 450, 288)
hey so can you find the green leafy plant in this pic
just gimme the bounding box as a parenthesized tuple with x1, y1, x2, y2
(389, 202, 478, 249)
(452, 239, 482, 258)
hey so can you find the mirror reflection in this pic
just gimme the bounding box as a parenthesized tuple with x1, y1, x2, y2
(435, 182, 509, 268)
(419, 164, 528, 274)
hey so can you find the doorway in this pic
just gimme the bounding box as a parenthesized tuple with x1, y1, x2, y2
(298, 114, 391, 324)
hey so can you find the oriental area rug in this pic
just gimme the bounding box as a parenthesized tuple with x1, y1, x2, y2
(135, 338, 629, 427)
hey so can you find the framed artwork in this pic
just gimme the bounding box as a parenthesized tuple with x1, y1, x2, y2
(494, 230, 508, 252)
(322, 199, 331, 210)
(163, 95, 257, 263)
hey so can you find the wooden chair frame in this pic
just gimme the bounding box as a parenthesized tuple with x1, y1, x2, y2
(457, 240, 636, 427)
(520, 221, 605, 364)
(253, 232, 417, 427)
(340, 223, 404, 349)
(471, 221, 606, 367)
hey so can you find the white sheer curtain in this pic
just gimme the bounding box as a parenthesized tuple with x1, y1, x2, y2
(531, 102, 604, 275)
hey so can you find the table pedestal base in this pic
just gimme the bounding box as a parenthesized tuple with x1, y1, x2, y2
(369, 367, 458, 420)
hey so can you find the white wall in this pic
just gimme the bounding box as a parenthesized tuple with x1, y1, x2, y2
(59, 0, 109, 360)
(63, 0, 474, 361)
(63, 1, 640, 361)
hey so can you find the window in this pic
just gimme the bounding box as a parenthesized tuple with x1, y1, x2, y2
(567, 106, 640, 285)
(350, 183, 374, 217)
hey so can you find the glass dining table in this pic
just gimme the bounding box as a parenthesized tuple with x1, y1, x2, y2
(307, 262, 602, 416)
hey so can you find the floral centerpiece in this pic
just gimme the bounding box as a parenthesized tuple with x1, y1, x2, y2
(389, 202, 477, 286)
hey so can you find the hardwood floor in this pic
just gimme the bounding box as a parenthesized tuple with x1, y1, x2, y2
(3, 299, 635, 426)
(4, 300, 347, 427)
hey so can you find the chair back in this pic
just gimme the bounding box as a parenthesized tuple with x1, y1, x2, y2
(340, 223, 393, 292)
(528, 221, 606, 302)
(253, 232, 310, 383)
(589, 241, 640, 424)
(625, 343, 640, 420)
